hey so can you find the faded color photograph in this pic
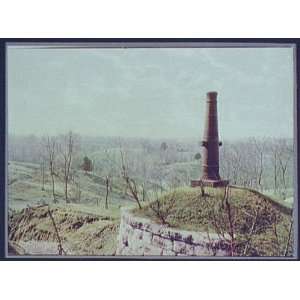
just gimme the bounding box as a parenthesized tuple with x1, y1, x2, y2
(7, 44, 295, 257)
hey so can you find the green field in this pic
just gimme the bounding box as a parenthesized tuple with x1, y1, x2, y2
(8, 160, 137, 256)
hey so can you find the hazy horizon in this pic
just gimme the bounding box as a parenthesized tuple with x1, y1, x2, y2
(7, 46, 295, 139)
(7, 133, 294, 144)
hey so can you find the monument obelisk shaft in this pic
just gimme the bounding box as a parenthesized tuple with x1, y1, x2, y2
(191, 91, 229, 188)
(202, 91, 221, 180)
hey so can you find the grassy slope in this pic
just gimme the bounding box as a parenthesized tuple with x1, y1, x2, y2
(134, 186, 293, 256)
(135, 186, 291, 229)
(8, 161, 136, 255)
(8, 161, 294, 256)
(9, 205, 119, 255)
(8, 161, 134, 210)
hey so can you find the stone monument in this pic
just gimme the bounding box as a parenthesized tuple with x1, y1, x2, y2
(191, 91, 229, 187)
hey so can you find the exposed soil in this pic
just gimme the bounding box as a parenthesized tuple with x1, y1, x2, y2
(8, 205, 119, 256)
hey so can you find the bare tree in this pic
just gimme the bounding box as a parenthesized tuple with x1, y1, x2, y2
(141, 183, 148, 202)
(46, 205, 67, 255)
(284, 218, 293, 256)
(242, 206, 260, 256)
(252, 138, 266, 191)
(220, 138, 286, 192)
(277, 139, 293, 199)
(270, 140, 279, 194)
(219, 142, 230, 180)
(120, 147, 142, 209)
(230, 144, 243, 185)
(104, 149, 116, 194)
(40, 158, 45, 191)
(45, 136, 57, 203)
(75, 179, 81, 203)
(223, 186, 235, 256)
(105, 175, 110, 209)
(58, 132, 74, 203)
(150, 191, 176, 225)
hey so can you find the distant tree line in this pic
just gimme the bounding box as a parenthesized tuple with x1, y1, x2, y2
(219, 137, 293, 199)
(8, 134, 294, 202)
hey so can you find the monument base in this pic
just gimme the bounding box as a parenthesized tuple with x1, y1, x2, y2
(191, 179, 229, 188)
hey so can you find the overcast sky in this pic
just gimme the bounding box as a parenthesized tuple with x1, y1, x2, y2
(7, 46, 295, 140)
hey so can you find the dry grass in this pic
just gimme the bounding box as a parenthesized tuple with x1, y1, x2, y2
(9, 205, 119, 256)
(133, 186, 293, 256)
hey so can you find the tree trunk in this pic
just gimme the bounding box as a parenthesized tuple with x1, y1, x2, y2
(65, 179, 69, 203)
(258, 152, 263, 191)
(224, 186, 235, 256)
(105, 177, 109, 209)
(51, 173, 56, 203)
(274, 152, 277, 193)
